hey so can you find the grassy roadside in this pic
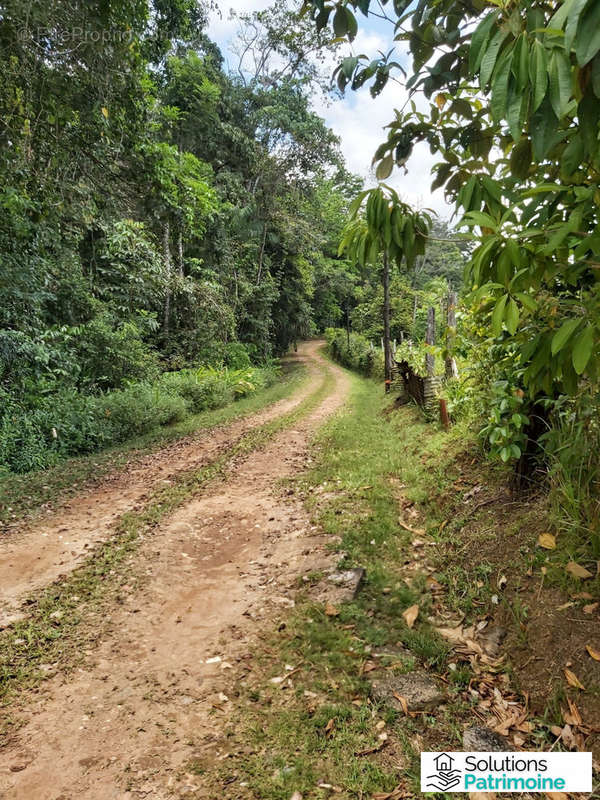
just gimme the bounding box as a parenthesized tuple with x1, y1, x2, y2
(0, 362, 333, 727)
(209, 359, 599, 799)
(0, 360, 307, 527)
(207, 369, 456, 799)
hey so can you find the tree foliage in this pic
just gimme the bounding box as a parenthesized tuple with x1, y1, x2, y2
(303, 0, 600, 470)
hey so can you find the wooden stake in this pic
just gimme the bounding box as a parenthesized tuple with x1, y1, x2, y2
(439, 398, 450, 430)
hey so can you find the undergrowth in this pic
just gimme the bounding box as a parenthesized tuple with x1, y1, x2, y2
(0, 362, 305, 526)
(0, 364, 281, 475)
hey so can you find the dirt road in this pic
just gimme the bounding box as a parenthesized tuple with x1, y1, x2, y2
(0, 345, 318, 628)
(0, 341, 350, 799)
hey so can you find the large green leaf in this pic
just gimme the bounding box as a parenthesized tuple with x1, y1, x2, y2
(549, 49, 573, 118)
(490, 47, 513, 122)
(529, 40, 548, 112)
(491, 294, 508, 336)
(506, 79, 525, 141)
(333, 6, 348, 37)
(551, 318, 581, 355)
(480, 27, 509, 88)
(345, 7, 358, 41)
(469, 12, 499, 74)
(463, 210, 498, 230)
(505, 297, 520, 335)
(511, 34, 530, 92)
(531, 97, 559, 160)
(561, 134, 584, 175)
(565, 0, 590, 52)
(575, 0, 600, 65)
(572, 325, 595, 374)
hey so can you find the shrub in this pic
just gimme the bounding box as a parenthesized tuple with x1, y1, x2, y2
(0, 364, 279, 474)
(542, 391, 600, 550)
(72, 314, 159, 391)
(224, 342, 252, 369)
(159, 369, 233, 413)
(325, 328, 384, 379)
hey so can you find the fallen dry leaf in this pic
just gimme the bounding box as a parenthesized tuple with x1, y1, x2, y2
(564, 668, 585, 690)
(393, 692, 410, 716)
(325, 603, 339, 617)
(402, 604, 419, 628)
(546, 794, 568, 800)
(470, 794, 497, 800)
(586, 644, 600, 661)
(324, 718, 335, 738)
(538, 533, 556, 550)
(562, 698, 582, 727)
(372, 787, 405, 800)
(361, 660, 379, 674)
(425, 575, 443, 592)
(398, 518, 425, 535)
(566, 562, 593, 580)
(289, 793, 303, 800)
(583, 602, 599, 614)
(556, 601, 575, 611)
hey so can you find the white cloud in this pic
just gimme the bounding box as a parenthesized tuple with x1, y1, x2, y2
(315, 81, 451, 218)
(207, 0, 453, 218)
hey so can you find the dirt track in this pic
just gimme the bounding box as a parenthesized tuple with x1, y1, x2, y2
(0, 341, 350, 799)
(0, 346, 319, 628)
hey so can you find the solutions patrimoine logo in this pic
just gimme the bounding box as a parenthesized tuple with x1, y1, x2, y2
(425, 754, 461, 792)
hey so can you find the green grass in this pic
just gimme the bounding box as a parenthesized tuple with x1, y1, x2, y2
(0, 362, 331, 721)
(198, 355, 599, 799)
(0, 361, 307, 527)
(213, 366, 463, 800)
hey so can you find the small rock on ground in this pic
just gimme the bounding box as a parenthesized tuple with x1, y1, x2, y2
(463, 725, 513, 751)
(370, 671, 443, 711)
(326, 567, 365, 601)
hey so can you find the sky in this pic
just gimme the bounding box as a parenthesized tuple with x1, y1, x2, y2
(207, 1, 453, 219)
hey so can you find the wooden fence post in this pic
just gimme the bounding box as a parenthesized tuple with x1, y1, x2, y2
(445, 291, 459, 379)
(425, 306, 435, 377)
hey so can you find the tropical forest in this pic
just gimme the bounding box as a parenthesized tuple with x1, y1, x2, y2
(0, 0, 599, 797)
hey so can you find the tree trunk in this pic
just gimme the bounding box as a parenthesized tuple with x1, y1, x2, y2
(177, 228, 184, 278)
(163, 221, 172, 336)
(383, 249, 392, 390)
(256, 223, 267, 286)
(425, 305, 435, 377)
(445, 290, 459, 379)
(346, 299, 351, 350)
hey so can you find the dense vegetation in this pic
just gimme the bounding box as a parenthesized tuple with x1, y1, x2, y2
(306, 0, 600, 542)
(0, 0, 362, 472)
(1, 0, 598, 543)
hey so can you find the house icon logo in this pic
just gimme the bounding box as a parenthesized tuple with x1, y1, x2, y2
(425, 753, 462, 791)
